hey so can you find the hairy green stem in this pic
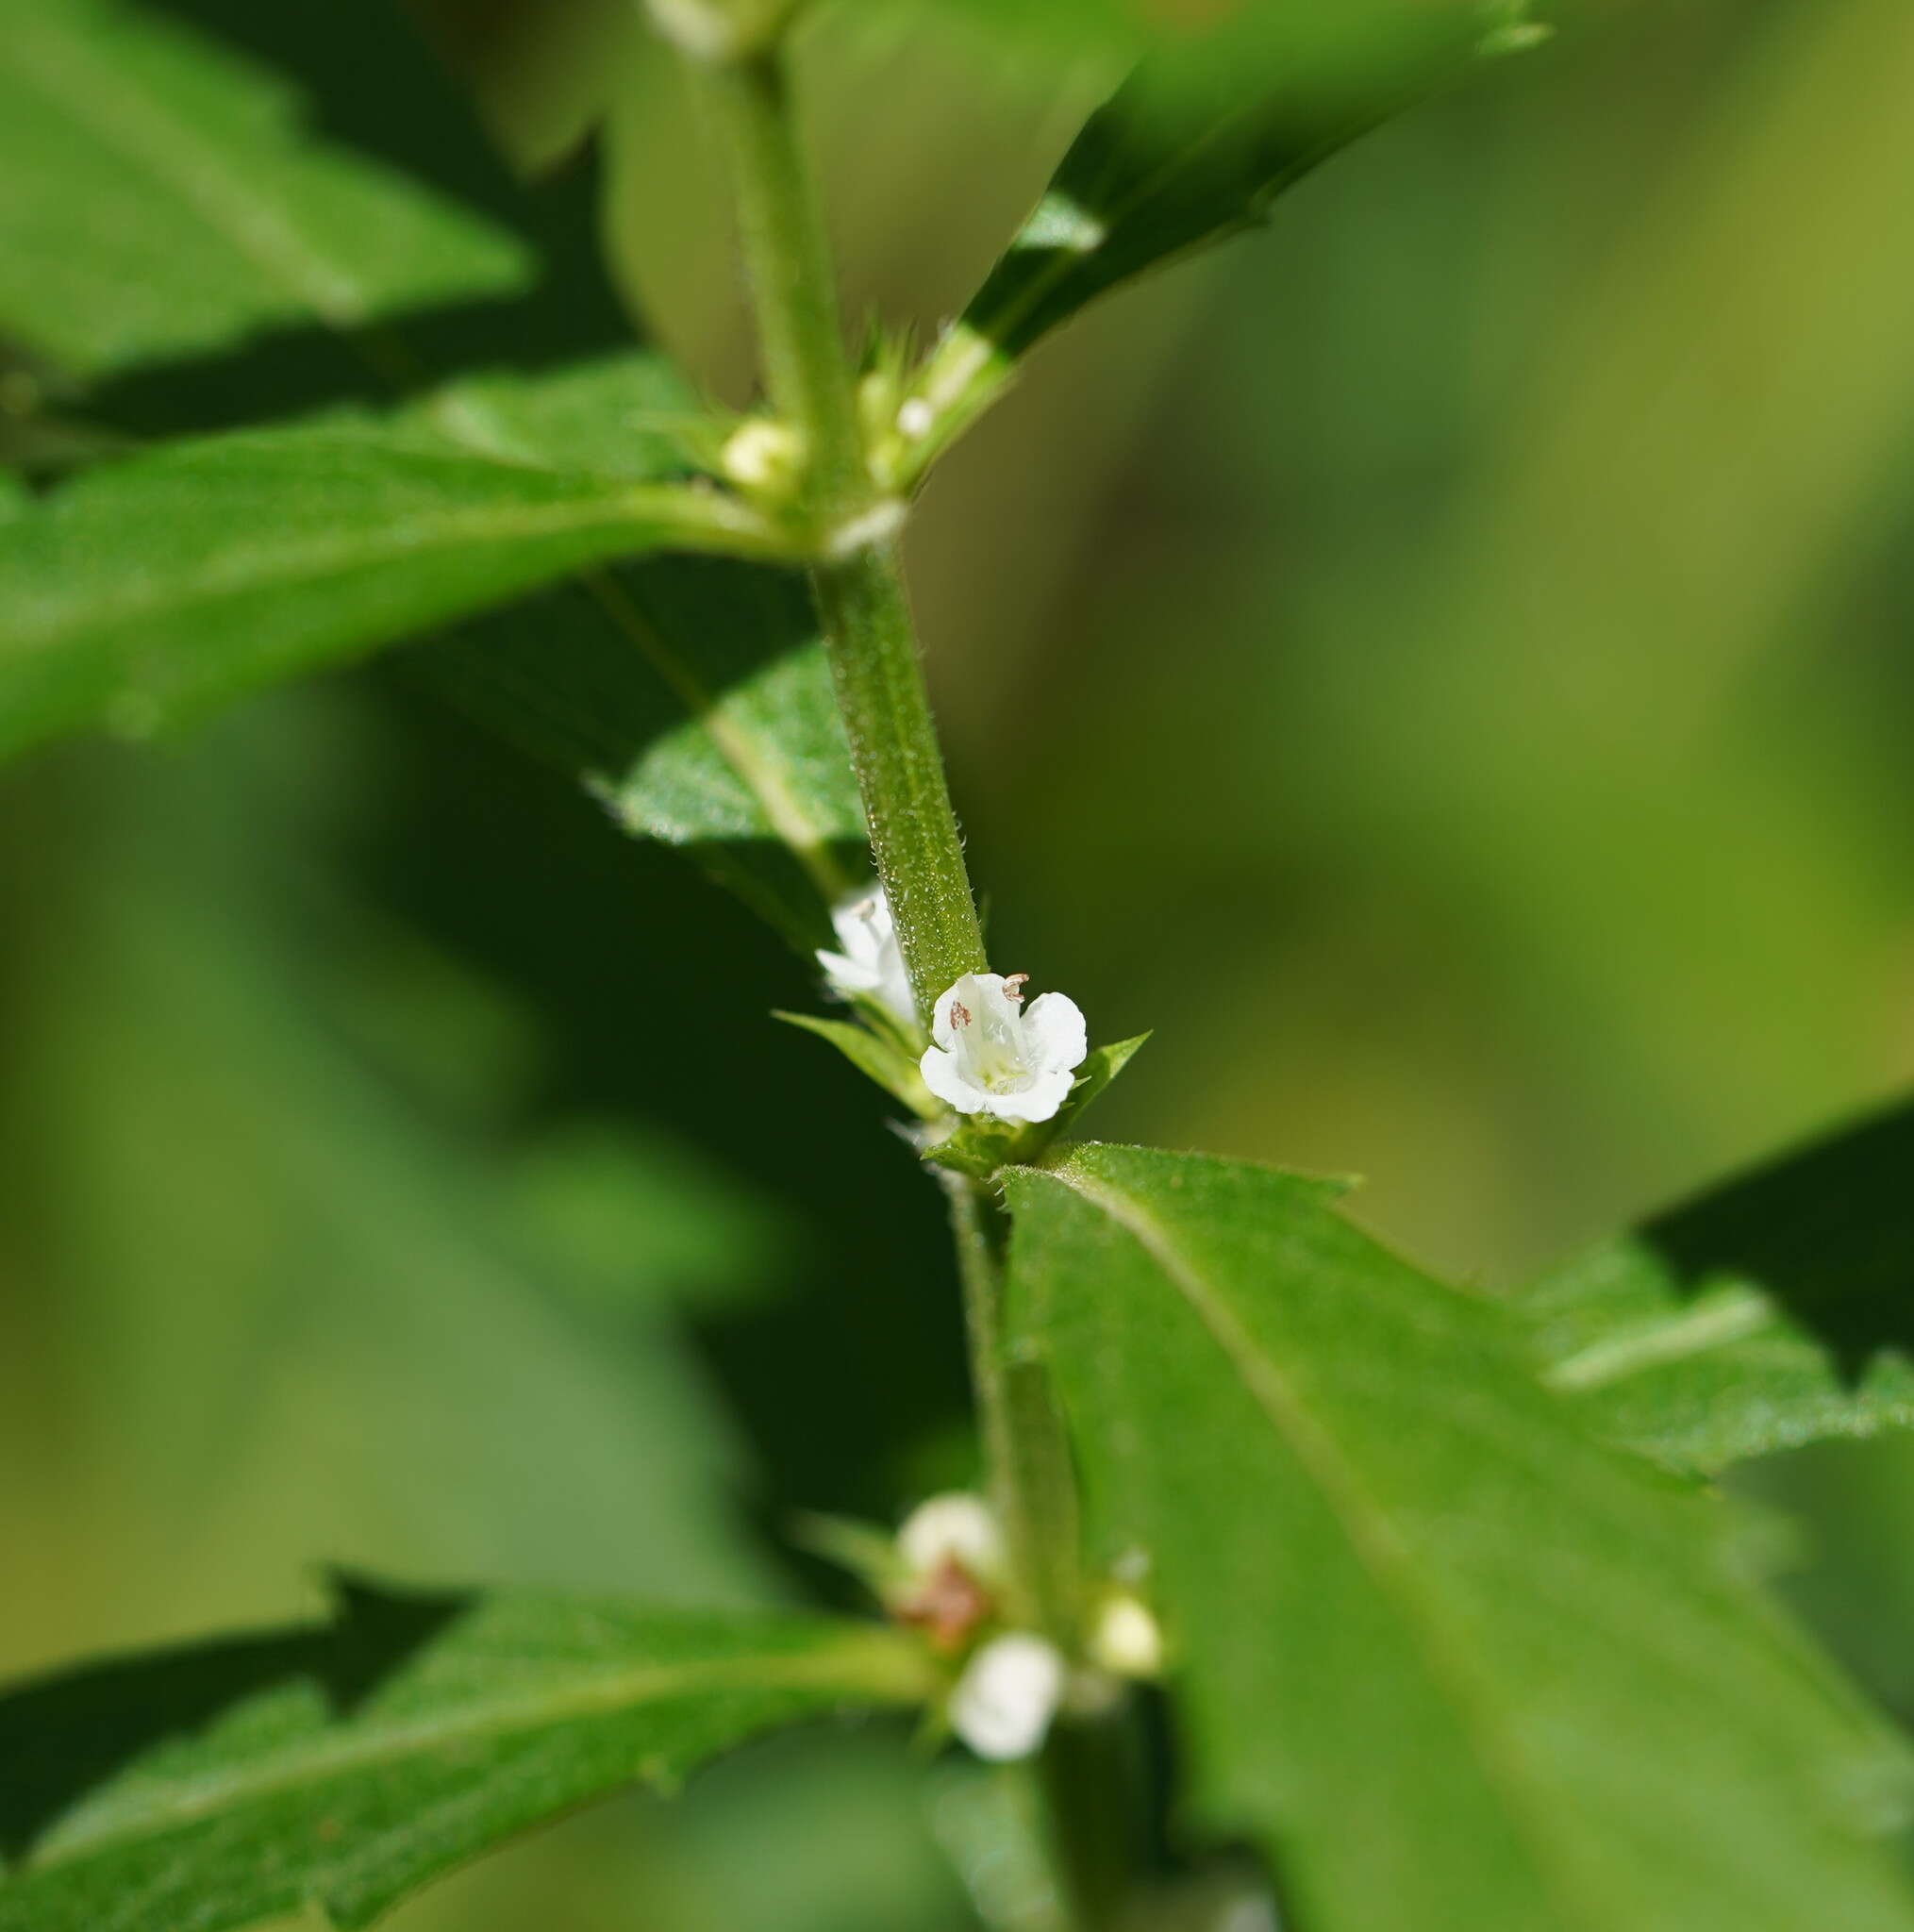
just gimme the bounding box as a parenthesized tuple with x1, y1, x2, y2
(809, 541, 987, 1017)
(698, 47, 986, 1019)
(948, 1174, 1141, 1931)
(700, 51, 865, 508)
(944, 1175, 1023, 1597)
(684, 22, 1138, 1928)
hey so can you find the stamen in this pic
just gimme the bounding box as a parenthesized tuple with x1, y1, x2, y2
(1003, 973, 1030, 1003)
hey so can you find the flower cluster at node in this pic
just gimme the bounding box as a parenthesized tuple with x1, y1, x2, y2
(920, 972, 1087, 1124)
(890, 1491, 1003, 1655)
(949, 1633, 1067, 1762)
(883, 1492, 1164, 1762)
(816, 885, 916, 1028)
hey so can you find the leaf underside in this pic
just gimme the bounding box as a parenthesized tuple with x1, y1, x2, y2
(0, 413, 743, 761)
(0, 1578, 929, 1932)
(0, 0, 868, 942)
(897, 21, 1526, 478)
(1005, 1143, 1914, 1932)
(1521, 1094, 1914, 1472)
(0, 0, 529, 379)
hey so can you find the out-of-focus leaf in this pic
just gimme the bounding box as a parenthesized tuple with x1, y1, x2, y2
(888, 0, 1538, 75)
(774, 1010, 940, 1118)
(504, 1118, 796, 1315)
(0, 718, 779, 1612)
(0, 1575, 932, 1932)
(0, 410, 789, 767)
(397, 348, 706, 479)
(886, 14, 1540, 488)
(422, 547, 865, 950)
(0, 0, 528, 379)
(0, 0, 866, 944)
(1004, 1142, 1914, 1932)
(1523, 1097, 1914, 1474)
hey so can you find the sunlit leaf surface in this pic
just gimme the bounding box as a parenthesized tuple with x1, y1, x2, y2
(1523, 1097, 1914, 1473)
(0, 1580, 931, 1932)
(0, 0, 527, 377)
(1005, 1143, 1914, 1932)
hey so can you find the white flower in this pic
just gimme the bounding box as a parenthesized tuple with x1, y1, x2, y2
(1088, 1591, 1164, 1679)
(899, 1491, 1003, 1585)
(720, 414, 802, 493)
(920, 973, 1087, 1124)
(817, 886, 915, 1028)
(949, 1633, 1066, 1762)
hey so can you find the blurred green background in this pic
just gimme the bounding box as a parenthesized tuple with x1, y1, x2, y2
(4, 0, 1914, 1924)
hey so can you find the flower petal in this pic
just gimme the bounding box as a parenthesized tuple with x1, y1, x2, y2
(816, 945, 880, 995)
(985, 1067, 1075, 1124)
(921, 1044, 990, 1114)
(949, 1634, 1065, 1762)
(899, 1492, 1003, 1582)
(1022, 992, 1088, 1076)
(931, 972, 1009, 1052)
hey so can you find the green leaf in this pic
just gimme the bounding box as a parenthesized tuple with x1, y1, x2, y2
(0, 0, 529, 379)
(0, 0, 866, 944)
(0, 411, 789, 766)
(421, 548, 866, 949)
(0, 1577, 933, 1932)
(1047, 1031, 1148, 1141)
(773, 1010, 939, 1117)
(886, 21, 1537, 489)
(1004, 1142, 1914, 1932)
(1522, 1098, 1914, 1474)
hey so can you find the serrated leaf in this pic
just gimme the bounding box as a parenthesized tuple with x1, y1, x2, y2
(0, 0, 867, 946)
(1523, 1097, 1914, 1474)
(0, 1576, 933, 1932)
(888, 21, 1533, 488)
(0, 0, 529, 379)
(0, 412, 789, 765)
(1003, 1142, 1914, 1932)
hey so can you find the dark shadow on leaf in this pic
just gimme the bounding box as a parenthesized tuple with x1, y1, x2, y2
(406, 555, 867, 956)
(961, 25, 1490, 371)
(0, 1575, 467, 1864)
(56, 0, 642, 441)
(88, 273, 641, 448)
(151, 0, 590, 242)
(1639, 1097, 1914, 1384)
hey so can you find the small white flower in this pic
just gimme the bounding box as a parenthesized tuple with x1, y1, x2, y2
(720, 414, 802, 493)
(949, 1633, 1066, 1762)
(1088, 1591, 1164, 1679)
(920, 973, 1087, 1124)
(899, 1491, 1003, 1585)
(817, 886, 915, 1028)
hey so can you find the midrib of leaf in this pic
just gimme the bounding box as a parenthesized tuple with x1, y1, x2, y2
(8, 481, 756, 650)
(13, 13, 857, 911)
(1042, 1156, 1606, 1932)
(1540, 1285, 1774, 1393)
(576, 568, 857, 905)
(9, 14, 385, 329)
(35, 1632, 928, 1865)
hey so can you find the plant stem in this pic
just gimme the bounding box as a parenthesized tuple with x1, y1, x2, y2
(948, 1175, 1141, 1932)
(944, 1174, 1022, 1591)
(699, 47, 986, 1020)
(699, 50, 865, 508)
(685, 23, 1142, 1927)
